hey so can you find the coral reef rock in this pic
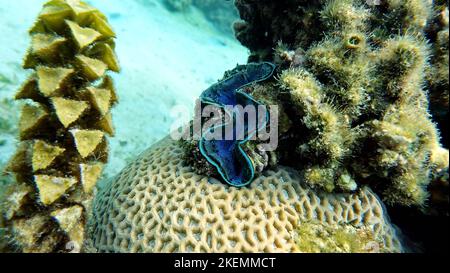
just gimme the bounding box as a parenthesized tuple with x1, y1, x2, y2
(162, 0, 192, 12)
(1, 0, 119, 253)
(87, 138, 403, 253)
(225, 0, 449, 208)
(159, 0, 239, 35)
(425, 1, 449, 146)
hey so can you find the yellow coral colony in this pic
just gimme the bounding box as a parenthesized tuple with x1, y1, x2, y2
(3, 0, 119, 253)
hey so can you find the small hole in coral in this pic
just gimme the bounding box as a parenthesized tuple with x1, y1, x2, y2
(346, 35, 363, 49)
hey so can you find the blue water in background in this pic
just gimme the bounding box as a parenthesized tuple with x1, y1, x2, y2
(0, 0, 248, 180)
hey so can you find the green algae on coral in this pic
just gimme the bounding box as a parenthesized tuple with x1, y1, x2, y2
(295, 220, 384, 253)
(425, 2, 449, 148)
(159, 0, 239, 36)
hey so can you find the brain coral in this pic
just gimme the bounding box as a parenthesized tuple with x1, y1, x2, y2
(87, 138, 403, 253)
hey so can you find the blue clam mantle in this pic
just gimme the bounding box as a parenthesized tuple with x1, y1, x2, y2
(199, 62, 276, 187)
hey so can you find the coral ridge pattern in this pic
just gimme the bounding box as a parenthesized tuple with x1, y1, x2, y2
(88, 138, 403, 253)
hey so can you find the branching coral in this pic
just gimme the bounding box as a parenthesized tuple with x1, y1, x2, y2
(218, 0, 450, 208)
(1, 0, 119, 253)
(88, 138, 403, 253)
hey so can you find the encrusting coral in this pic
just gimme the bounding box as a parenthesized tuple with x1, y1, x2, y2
(1, 0, 119, 253)
(208, 0, 450, 208)
(87, 138, 403, 253)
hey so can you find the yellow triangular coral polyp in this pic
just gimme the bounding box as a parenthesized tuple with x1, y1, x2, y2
(23, 51, 39, 69)
(31, 33, 67, 58)
(86, 87, 111, 116)
(76, 55, 107, 80)
(96, 112, 115, 136)
(66, 20, 101, 49)
(99, 43, 120, 72)
(18, 104, 49, 140)
(70, 129, 105, 158)
(50, 205, 84, 240)
(51, 97, 89, 128)
(64, 0, 97, 25)
(36, 66, 74, 97)
(99, 75, 119, 104)
(90, 13, 116, 38)
(51, 205, 85, 246)
(35, 175, 77, 206)
(11, 214, 49, 252)
(29, 20, 47, 34)
(4, 142, 32, 173)
(15, 76, 41, 101)
(39, 2, 74, 32)
(2, 182, 32, 221)
(32, 140, 66, 172)
(79, 163, 104, 193)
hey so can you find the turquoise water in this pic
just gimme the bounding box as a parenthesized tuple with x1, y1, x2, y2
(0, 0, 248, 180)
